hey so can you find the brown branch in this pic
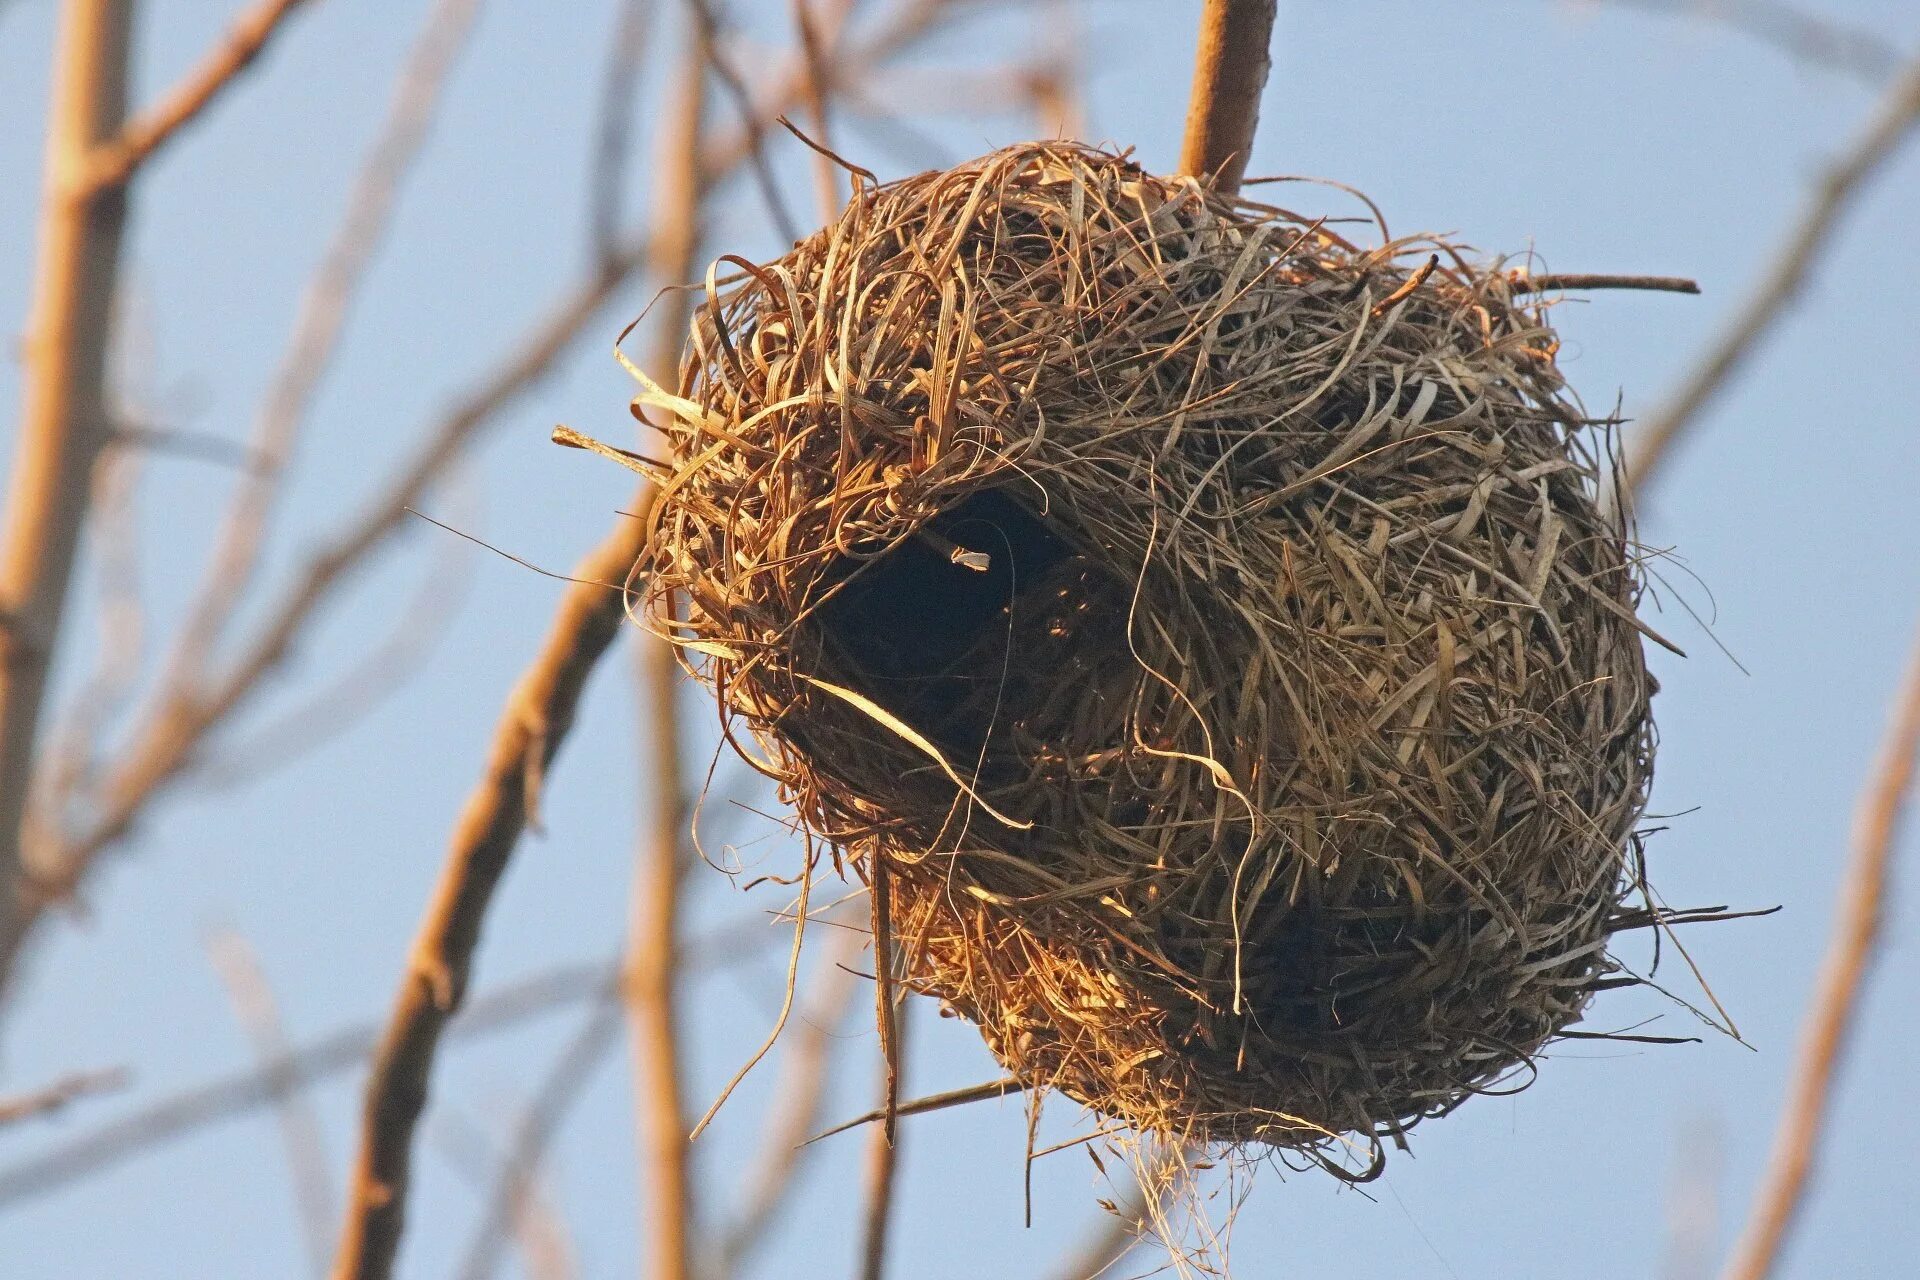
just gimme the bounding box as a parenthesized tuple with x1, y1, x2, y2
(1622, 54, 1920, 497)
(455, 995, 624, 1280)
(1042, 1184, 1153, 1280)
(329, 515, 652, 1280)
(790, 0, 845, 221)
(1176, 0, 1276, 194)
(0, 0, 137, 1006)
(1718, 619, 1920, 1280)
(690, 0, 801, 243)
(1512, 272, 1701, 295)
(206, 928, 338, 1279)
(76, 0, 320, 196)
(859, 994, 910, 1280)
(0, 1067, 127, 1128)
(621, 32, 708, 1280)
(154, 0, 483, 711)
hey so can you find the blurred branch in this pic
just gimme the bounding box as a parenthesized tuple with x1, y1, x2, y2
(0, 0, 136, 1005)
(1719, 618, 1920, 1280)
(455, 994, 624, 1280)
(690, 0, 801, 242)
(790, 0, 844, 219)
(589, 0, 653, 264)
(717, 926, 862, 1276)
(0, 1067, 127, 1128)
(1042, 1185, 1153, 1280)
(155, 0, 482, 714)
(1622, 54, 1920, 497)
(1587, 0, 1902, 87)
(206, 928, 337, 1280)
(432, 1107, 578, 1280)
(329, 514, 652, 1280)
(0, 910, 790, 1208)
(76, 0, 320, 195)
(621, 31, 708, 1280)
(1177, 0, 1275, 194)
(859, 994, 908, 1280)
(27, 0, 958, 963)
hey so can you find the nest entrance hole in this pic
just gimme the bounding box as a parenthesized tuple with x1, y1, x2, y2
(813, 487, 1103, 761)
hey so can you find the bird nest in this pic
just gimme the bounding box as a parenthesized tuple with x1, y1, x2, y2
(625, 141, 1660, 1172)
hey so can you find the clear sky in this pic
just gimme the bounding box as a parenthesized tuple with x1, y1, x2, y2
(2, 1, 1918, 1277)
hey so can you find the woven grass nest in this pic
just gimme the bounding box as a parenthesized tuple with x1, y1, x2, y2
(629, 141, 1660, 1173)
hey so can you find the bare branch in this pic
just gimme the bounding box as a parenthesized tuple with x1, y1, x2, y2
(1719, 618, 1920, 1280)
(589, 0, 654, 264)
(1623, 54, 1920, 497)
(0, 0, 137, 1006)
(431, 1107, 579, 1280)
(859, 997, 910, 1280)
(1042, 1184, 1153, 1280)
(329, 513, 652, 1280)
(0, 911, 787, 1208)
(1177, 0, 1276, 194)
(620, 33, 709, 1280)
(0, 1068, 127, 1128)
(690, 0, 801, 243)
(1591, 0, 1901, 87)
(455, 995, 624, 1280)
(77, 0, 321, 196)
(206, 928, 338, 1279)
(154, 0, 483, 708)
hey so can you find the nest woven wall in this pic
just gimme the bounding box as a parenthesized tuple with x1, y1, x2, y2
(630, 141, 1657, 1171)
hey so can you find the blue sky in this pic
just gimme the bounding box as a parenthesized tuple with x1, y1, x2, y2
(2, 1, 1918, 1276)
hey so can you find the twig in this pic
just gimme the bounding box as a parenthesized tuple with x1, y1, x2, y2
(31, 0, 957, 947)
(1622, 54, 1920, 497)
(454, 995, 624, 1280)
(1512, 272, 1701, 295)
(329, 513, 653, 1280)
(620, 32, 708, 1280)
(1718, 618, 1920, 1280)
(859, 998, 910, 1280)
(589, 0, 654, 264)
(431, 1107, 579, 1280)
(716, 926, 862, 1276)
(1589, 0, 1901, 87)
(206, 928, 338, 1280)
(690, 0, 802, 243)
(0, 1068, 127, 1127)
(1043, 1183, 1153, 1280)
(0, 911, 787, 1208)
(0, 0, 137, 1006)
(155, 0, 482, 720)
(789, 0, 846, 220)
(1176, 0, 1276, 195)
(77, 0, 320, 196)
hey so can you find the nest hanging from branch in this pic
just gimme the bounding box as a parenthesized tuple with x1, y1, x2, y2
(621, 141, 1664, 1171)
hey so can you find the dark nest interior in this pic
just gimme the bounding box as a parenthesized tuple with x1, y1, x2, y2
(628, 140, 1663, 1173)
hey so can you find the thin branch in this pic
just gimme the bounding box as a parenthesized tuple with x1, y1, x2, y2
(690, 0, 802, 243)
(789, 0, 846, 221)
(1622, 54, 1920, 496)
(206, 928, 338, 1280)
(0, 1068, 127, 1128)
(717, 926, 862, 1276)
(1718, 618, 1920, 1280)
(76, 0, 320, 196)
(329, 513, 653, 1280)
(432, 1107, 579, 1280)
(589, 0, 654, 264)
(621, 31, 709, 1280)
(859, 996, 909, 1280)
(1042, 1184, 1153, 1280)
(454, 995, 624, 1280)
(0, 911, 788, 1208)
(1512, 272, 1701, 295)
(1176, 0, 1276, 194)
(0, 0, 137, 1005)
(31, 0, 954, 942)
(1590, 0, 1902, 87)
(154, 0, 482, 715)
